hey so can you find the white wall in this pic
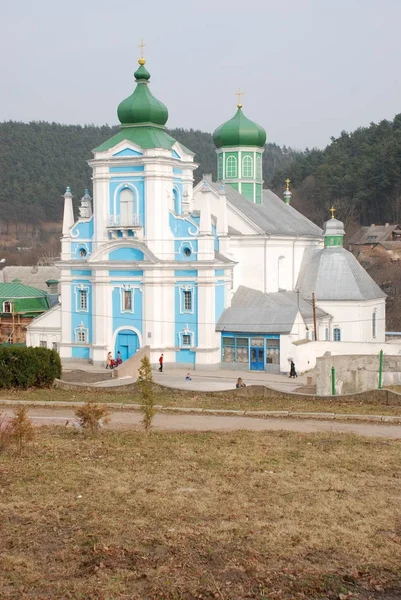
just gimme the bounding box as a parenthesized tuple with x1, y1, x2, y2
(316, 298, 386, 343)
(26, 305, 61, 350)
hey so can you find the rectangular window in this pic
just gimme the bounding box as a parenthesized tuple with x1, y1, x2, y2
(183, 290, 192, 312)
(182, 334, 191, 346)
(52, 342, 58, 351)
(333, 328, 341, 342)
(77, 330, 87, 343)
(39, 341, 47, 348)
(372, 311, 377, 338)
(79, 290, 88, 311)
(123, 290, 132, 311)
(325, 327, 329, 341)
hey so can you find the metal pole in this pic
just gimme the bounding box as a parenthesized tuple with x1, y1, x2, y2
(378, 349, 384, 389)
(331, 366, 336, 396)
(312, 292, 318, 341)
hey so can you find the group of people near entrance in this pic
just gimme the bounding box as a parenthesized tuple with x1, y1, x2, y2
(106, 351, 123, 369)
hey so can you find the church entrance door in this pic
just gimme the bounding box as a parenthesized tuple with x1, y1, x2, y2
(250, 339, 264, 370)
(115, 330, 139, 361)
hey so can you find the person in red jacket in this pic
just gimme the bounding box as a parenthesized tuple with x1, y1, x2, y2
(159, 354, 164, 372)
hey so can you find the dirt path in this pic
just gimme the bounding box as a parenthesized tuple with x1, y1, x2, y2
(3, 406, 401, 438)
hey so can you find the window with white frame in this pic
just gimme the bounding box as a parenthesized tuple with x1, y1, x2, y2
(77, 288, 88, 312)
(52, 342, 58, 351)
(178, 326, 194, 347)
(325, 327, 329, 341)
(183, 290, 192, 312)
(333, 327, 341, 342)
(372, 310, 377, 338)
(256, 154, 262, 179)
(182, 334, 191, 346)
(226, 156, 237, 178)
(123, 289, 133, 311)
(39, 341, 47, 348)
(75, 324, 88, 344)
(3, 301, 11, 313)
(242, 155, 253, 178)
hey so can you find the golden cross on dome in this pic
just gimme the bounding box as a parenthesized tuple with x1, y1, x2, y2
(285, 178, 291, 191)
(330, 206, 336, 219)
(235, 89, 244, 108)
(138, 39, 146, 64)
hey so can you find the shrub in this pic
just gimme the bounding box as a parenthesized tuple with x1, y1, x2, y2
(75, 402, 110, 436)
(0, 412, 11, 452)
(0, 346, 61, 389)
(8, 407, 35, 455)
(137, 355, 155, 432)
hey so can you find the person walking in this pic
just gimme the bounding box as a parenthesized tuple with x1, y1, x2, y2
(106, 352, 112, 369)
(158, 354, 164, 372)
(289, 360, 298, 378)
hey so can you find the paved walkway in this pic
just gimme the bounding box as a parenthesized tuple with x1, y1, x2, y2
(62, 360, 310, 393)
(3, 407, 401, 439)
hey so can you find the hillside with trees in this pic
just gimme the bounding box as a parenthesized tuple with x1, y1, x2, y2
(272, 114, 401, 231)
(0, 121, 297, 225)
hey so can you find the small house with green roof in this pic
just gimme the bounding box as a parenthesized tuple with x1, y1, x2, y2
(27, 50, 388, 374)
(0, 281, 51, 344)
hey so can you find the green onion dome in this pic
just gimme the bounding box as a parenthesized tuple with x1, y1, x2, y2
(117, 59, 168, 127)
(213, 106, 266, 148)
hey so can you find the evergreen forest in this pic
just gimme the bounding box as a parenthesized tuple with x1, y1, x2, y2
(1, 116, 401, 228)
(0, 121, 296, 224)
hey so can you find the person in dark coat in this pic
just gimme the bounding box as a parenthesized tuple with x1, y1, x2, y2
(289, 360, 298, 378)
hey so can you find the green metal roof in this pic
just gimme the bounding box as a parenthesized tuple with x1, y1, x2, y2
(213, 107, 267, 149)
(94, 125, 194, 155)
(0, 283, 50, 316)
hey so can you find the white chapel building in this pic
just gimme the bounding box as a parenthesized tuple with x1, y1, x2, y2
(27, 56, 386, 372)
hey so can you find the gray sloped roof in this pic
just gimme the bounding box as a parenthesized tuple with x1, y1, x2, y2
(208, 182, 322, 237)
(349, 224, 401, 245)
(1, 266, 60, 291)
(297, 247, 386, 301)
(216, 286, 329, 334)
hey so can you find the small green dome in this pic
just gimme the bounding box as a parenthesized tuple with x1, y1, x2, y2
(117, 60, 168, 127)
(213, 107, 266, 148)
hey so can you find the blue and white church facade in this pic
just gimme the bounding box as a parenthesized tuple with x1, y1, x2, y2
(27, 56, 388, 372)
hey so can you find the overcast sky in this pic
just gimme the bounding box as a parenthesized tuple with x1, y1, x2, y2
(1, 0, 400, 149)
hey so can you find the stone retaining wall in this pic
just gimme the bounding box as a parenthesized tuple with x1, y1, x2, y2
(53, 379, 401, 406)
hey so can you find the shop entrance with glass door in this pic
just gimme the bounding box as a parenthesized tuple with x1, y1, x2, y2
(250, 338, 265, 370)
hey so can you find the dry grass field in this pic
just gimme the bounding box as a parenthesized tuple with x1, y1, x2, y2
(1, 427, 401, 599)
(1, 387, 401, 416)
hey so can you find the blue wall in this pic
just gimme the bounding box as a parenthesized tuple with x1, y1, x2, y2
(109, 248, 144, 261)
(111, 283, 143, 344)
(71, 216, 94, 240)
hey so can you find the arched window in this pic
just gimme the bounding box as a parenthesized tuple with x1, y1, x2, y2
(120, 187, 135, 225)
(372, 310, 377, 338)
(173, 188, 181, 215)
(256, 154, 262, 179)
(333, 327, 341, 342)
(218, 154, 223, 180)
(226, 156, 237, 178)
(242, 155, 253, 178)
(3, 301, 11, 313)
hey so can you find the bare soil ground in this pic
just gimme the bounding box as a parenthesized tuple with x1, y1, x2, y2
(1, 427, 401, 599)
(1, 387, 401, 416)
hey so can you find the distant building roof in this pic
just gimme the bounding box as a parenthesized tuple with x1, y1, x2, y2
(0, 282, 50, 316)
(0, 266, 60, 291)
(349, 224, 401, 245)
(296, 247, 386, 301)
(207, 182, 323, 238)
(216, 286, 329, 334)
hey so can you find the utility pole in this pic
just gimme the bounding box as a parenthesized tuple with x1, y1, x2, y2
(312, 292, 318, 341)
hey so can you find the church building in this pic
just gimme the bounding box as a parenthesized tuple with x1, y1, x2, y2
(27, 54, 386, 372)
